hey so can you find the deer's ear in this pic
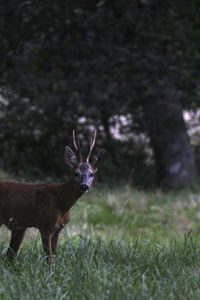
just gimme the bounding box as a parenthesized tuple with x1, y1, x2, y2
(64, 146, 78, 169)
(91, 149, 105, 171)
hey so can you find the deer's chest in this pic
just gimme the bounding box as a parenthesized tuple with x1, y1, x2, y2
(55, 210, 71, 230)
(38, 209, 71, 233)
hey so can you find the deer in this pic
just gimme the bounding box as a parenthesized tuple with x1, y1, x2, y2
(0, 130, 105, 264)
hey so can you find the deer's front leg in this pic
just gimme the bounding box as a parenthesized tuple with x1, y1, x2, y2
(40, 230, 53, 264)
(51, 227, 62, 255)
(6, 228, 26, 260)
(51, 211, 71, 255)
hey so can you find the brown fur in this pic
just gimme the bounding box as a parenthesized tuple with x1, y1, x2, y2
(0, 178, 83, 263)
(0, 132, 105, 264)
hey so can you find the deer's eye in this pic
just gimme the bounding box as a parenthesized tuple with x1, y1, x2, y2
(89, 173, 94, 178)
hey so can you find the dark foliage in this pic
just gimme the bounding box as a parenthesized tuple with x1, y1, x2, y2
(0, 0, 199, 187)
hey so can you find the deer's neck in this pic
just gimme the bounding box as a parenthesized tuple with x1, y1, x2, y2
(58, 178, 83, 211)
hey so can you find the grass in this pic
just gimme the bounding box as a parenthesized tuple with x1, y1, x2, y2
(70, 184, 200, 243)
(1, 183, 200, 299)
(1, 235, 200, 299)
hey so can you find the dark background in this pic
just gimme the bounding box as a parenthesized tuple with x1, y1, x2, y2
(0, 0, 200, 188)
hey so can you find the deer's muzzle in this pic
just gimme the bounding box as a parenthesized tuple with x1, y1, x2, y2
(80, 184, 89, 192)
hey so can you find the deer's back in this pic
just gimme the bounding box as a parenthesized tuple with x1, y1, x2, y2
(0, 181, 60, 229)
(0, 181, 49, 204)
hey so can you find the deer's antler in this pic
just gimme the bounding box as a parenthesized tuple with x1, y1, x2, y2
(73, 130, 82, 162)
(86, 130, 97, 162)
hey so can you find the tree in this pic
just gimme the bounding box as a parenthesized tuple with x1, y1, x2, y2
(142, 80, 196, 188)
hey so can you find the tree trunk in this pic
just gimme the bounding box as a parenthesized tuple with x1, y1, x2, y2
(142, 85, 196, 189)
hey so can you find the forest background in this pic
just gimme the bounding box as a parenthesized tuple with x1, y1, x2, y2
(0, 0, 200, 189)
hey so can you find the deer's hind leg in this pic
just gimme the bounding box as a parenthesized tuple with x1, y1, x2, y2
(6, 228, 26, 259)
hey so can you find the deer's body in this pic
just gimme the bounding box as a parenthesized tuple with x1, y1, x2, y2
(0, 131, 105, 263)
(0, 179, 80, 231)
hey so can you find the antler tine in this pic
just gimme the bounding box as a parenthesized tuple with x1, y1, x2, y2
(86, 130, 97, 162)
(72, 130, 82, 161)
(73, 130, 78, 151)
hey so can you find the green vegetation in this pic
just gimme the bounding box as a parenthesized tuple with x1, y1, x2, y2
(71, 185, 200, 243)
(1, 235, 200, 300)
(1, 185, 200, 299)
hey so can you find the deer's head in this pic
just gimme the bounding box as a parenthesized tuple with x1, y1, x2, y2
(64, 130, 105, 193)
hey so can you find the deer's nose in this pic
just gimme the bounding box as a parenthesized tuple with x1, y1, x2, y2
(80, 184, 89, 192)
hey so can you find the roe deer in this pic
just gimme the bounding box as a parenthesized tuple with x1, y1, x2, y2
(0, 130, 105, 263)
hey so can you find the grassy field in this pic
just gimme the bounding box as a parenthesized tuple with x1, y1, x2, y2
(1, 179, 200, 299)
